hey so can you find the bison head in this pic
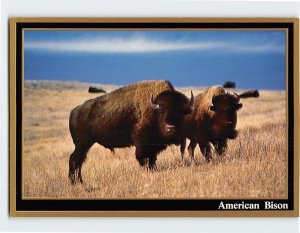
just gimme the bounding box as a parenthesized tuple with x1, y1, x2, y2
(209, 93, 243, 139)
(151, 90, 194, 143)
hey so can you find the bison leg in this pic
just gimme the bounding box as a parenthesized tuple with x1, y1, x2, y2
(187, 140, 197, 161)
(69, 143, 92, 184)
(180, 138, 186, 160)
(136, 146, 159, 171)
(213, 139, 228, 156)
(135, 146, 147, 167)
(148, 154, 158, 171)
(200, 143, 212, 162)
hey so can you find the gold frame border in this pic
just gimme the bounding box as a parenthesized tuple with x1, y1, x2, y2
(9, 17, 300, 217)
(20, 27, 289, 201)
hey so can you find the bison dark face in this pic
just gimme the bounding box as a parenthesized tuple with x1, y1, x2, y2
(209, 93, 243, 139)
(151, 91, 194, 143)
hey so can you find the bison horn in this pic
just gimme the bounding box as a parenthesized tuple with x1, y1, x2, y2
(150, 95, 160, 109)
(189, 91, 194, 106)
(212, 95, 216, 104)
(233, 92, 241, 102)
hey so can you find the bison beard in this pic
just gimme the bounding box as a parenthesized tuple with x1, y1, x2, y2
(180, 86, 242, 162)
(68, 80, 193, 184)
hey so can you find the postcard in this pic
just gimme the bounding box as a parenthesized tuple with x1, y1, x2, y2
(9, 18, 299, 216)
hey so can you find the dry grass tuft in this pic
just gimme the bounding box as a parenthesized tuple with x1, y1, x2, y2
(23, 81, 287, 199)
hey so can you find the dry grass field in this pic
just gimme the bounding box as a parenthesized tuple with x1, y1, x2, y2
(23, 80, 287, 199)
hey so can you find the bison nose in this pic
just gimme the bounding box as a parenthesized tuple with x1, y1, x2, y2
(225, 121, 234, 126)
(225, 121, 236, 128)
(166, 124, 175, 132)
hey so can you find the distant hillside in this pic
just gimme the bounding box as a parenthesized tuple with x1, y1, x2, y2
(24, 80, 278, 97)
(25, 80, 118, 93)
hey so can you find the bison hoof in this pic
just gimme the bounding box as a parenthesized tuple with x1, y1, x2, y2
(69, 171, 83, 185)
(205, 158, 212, 163)
(181, 153, 185, 160)
(137, 158, 147, 167)
(148, 163, 158, 171)
(69, 174, 76, 185)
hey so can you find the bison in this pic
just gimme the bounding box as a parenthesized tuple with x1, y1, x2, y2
(69, 80, 194, 184)
(223, 81, 236, 89)
(238, 89, 259, 98)
(88, 86, 106, 93)
(180, 86, 243, 162)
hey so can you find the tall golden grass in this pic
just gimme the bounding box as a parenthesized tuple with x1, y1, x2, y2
(23, 81, 287, 199)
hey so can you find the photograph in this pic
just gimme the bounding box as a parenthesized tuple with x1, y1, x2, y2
(9, 18, 299, 216)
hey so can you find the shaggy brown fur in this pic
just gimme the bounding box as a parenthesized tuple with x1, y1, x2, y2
(180, 85, 243, 161)
(69, 80, 193, 184)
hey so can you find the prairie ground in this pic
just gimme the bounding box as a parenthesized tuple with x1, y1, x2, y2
(23, 81, 287, 199)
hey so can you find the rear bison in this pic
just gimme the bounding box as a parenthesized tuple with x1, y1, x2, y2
(69, 80, 193, 184)
(180, 86, 242, 162)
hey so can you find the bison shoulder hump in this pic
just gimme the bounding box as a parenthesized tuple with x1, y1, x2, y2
(125, 80, 175, 118)
(198, 85, 225, 103)
(206, 85, 225, 96)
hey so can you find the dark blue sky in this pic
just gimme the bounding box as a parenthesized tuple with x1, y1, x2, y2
(24, 30, 286, 90)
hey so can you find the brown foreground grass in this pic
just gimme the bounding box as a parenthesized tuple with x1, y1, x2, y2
(23, 81, 287, 199)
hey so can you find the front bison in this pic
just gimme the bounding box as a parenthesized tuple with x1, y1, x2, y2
(69, 80, 193, 184)
(180, 86, 242, 162)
